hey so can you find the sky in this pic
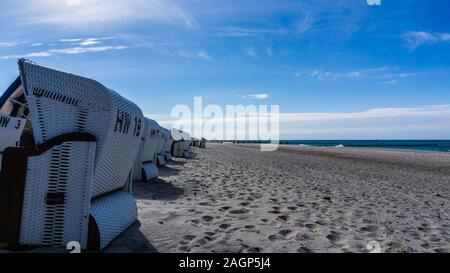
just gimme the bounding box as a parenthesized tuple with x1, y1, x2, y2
(0, 0, 449, 139)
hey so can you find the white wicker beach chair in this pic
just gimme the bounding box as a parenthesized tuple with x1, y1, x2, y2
(132, 118, 160, 181)
(163, 128, 173, 161)
(155, 123, 167, 167)
(0, 59, 143, 251)
(199, 138, 207, 149)
(171, 129, 191, 158)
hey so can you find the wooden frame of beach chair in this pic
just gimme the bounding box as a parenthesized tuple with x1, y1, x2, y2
(132, 117, 160, 181)
(0, 59, 143, 251)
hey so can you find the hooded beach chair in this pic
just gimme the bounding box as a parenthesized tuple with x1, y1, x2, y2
(171, 129, 191, 158)
(0, 59, 144, 251)
(132, 118, 160, 181)
(199, 138, 207, 148)
(163, 128, 173, 161)
(155, 122, 166, 167)
(191, 137, 199, 147)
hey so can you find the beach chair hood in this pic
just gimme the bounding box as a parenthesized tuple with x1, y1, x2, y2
(18, 59, 144, 197)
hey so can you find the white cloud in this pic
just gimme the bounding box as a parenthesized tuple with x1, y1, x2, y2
(307, 69, 362, 80)
(196, 51, 214, 61)
(60, 37, 116, 46)
(296, 12, 313, 34)
(215, 27, 285, 37)
(14, 0, 196, 29)
(0, 41, 18, 47)
(402, 31, 450, 49)
(177, 50, 214, 61)
(385, 79, 398, 85)
(278, 105, 450, 122)
(239, 93, 270, 100)
(148, 104, 450, 139)
(31, 42, 43, 47)
(297, 67, 418, 83)
(245, 48, 257, 57)
(2, 45, 127, 60)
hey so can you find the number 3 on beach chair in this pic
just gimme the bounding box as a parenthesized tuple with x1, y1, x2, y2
(0, 59, 143, 251)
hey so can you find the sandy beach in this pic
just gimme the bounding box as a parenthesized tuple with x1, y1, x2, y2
(104, 143, 450, 253)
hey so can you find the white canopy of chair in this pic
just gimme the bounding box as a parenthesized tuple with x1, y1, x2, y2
(154, 121, 166, 167)
(132, 117, 160, 181)
(171, 128, 192, 158)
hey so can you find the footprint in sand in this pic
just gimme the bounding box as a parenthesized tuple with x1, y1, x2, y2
(228, 208, 249, 214)
(326, 231, 348, 246)
(297, 246, 313, 253)
(219, 206, 232, 211)
(219, 223, 231, 229)
(182, 235, 197, 241)
(305, 223, 320, 233)
(202, 215, 214, 222)
(244, 247, 262, 253)
(268, 229, 298, 241)
(277, 215, 292, 223)
(178, 246, 190, 252)
(360, 225, 378, 232)
(268, 210, 281, 214)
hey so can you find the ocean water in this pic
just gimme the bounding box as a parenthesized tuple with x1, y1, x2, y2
(278, 140, 450, 152)
(233, 140, 450, 152)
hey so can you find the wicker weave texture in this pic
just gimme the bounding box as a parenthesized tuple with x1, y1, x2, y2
(90, 190, 137, 250)
(20, 141, 96, 248)
(18, 60, 144, 197)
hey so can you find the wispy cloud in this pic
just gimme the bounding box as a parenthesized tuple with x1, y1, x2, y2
(14, 0, 197, 29)
(177, 50, 214, 61)
(238, 93, 270, 100)
(279, 105, 450, 122)
(294, 67, 418, 83)
(0, 41, 18, 47)
(59, 37, 116, 46)
(296, 12, 314, 34)
(402, 31, 450, 50)
(244, 48, 257, 57)
(149, 105, 450, 139)
(215, 27, 285, 37)
(308, 70, 361, 80)
(2, 45, 127, 60)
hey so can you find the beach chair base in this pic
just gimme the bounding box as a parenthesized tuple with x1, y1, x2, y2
(157, 154, 165, 166)
(88, 190, 137, 251)
(142, 162, 158, 181)
(165, 152, 172, 161)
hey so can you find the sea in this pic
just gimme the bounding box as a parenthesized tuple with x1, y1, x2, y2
(238, 140, 450, 152)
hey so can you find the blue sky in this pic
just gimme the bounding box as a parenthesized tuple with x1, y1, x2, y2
(0, 0, 449, 139)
